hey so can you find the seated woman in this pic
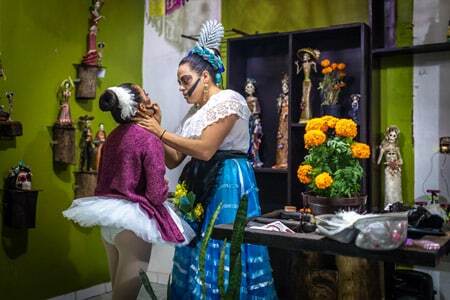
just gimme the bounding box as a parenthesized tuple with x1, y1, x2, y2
(63, 83, 195, 300)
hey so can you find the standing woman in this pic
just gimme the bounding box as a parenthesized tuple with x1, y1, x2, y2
(135, 21, 278, 299)
(63, 83, 194, 300)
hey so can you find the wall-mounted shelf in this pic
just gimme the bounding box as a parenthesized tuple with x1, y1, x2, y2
(372, 42, 450, 57)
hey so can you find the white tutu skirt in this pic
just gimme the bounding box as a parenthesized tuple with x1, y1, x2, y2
(62, 196, 196, 246)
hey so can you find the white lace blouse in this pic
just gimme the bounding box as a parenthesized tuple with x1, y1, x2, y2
(176, 89, 250, 153)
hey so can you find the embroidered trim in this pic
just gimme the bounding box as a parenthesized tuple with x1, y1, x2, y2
(178, 91, 250, 138)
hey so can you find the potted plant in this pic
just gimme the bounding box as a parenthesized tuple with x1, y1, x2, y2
(318, 59, 346, 117)
(297, 116, 370, 215)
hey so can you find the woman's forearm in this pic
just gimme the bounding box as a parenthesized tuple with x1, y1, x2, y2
(162, 131, 216, 161)
(163, 143, 185, 169)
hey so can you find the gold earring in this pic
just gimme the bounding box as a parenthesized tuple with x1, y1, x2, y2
(203, 83, 209, 102)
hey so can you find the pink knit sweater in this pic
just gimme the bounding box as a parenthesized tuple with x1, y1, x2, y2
(95, 123, 184, 243)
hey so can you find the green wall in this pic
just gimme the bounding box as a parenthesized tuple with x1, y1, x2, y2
(0, 0, 144, 299)
(222, 0, 414, 207)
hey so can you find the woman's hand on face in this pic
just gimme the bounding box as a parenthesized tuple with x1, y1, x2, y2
(149, 102, 162, 124)
(133, 112, 164, 137)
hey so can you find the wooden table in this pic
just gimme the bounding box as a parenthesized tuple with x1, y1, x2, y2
(212, 212, 450, 299)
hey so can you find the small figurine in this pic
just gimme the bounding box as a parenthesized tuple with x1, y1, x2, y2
(349, 94, 361, 124)
(5, 91, 14, 121)
(93, 123, 107, 170)
(0, 55, 6, 80)
(244, 78, 263, 167)
(6, 160, 32, 190)
(79, 115, 96, 172)
(273, 73, 289, 169)
(377, 125, 403, 208)
(0, 105, 9, 121)
(97, 41, 105, 67)
(57, 78, 75, 126)
(82, 0, 105, 66)
(295, 48, 320, 123)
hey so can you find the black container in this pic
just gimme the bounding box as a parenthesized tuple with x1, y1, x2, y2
(2, 189, 39, 228)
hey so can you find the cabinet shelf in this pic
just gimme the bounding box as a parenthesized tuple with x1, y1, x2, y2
(372, 42, 450, 57)
(254, 167, 288, 174)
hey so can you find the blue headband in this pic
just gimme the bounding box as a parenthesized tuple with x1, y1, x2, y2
(189, 46, 225, 85)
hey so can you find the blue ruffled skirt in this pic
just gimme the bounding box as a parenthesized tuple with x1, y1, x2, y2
(171, 158, 278, 299)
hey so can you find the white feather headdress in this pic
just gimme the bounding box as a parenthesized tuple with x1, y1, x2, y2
(196, 20, 224, 51)
(107, 86, 137, 120)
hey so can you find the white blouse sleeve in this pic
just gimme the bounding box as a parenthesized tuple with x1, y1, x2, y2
(187, 90, 250, 138)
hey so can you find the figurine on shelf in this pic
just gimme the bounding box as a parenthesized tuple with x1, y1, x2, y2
(6, 160, 32, 190)
(82, 0, 105, 66)
(5, 91, 14, 121)
(273, 73, 289, 169)
(93, 123, 107, 170)
(349, 94, 361, 124)
(0, 55, 6, 81)
(0, 105, 8, 121)
(377, 125, 403, 208)
(244, 78, 263, 167)
(57, 78, 75, 126)
(79, 115, 96, 172)
(295, 48, 320, 123)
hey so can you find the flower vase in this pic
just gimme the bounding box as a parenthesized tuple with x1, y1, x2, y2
(321, 104, 342, 118)
(302, 192, 366, 215)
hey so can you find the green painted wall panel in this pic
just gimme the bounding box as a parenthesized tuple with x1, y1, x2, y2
(0, 0, 144, 299)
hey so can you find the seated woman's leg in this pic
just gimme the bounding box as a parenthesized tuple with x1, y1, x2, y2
(113, 230, 152, 300)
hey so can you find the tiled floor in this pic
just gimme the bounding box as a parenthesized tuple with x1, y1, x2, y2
(88, 283, 167, 300)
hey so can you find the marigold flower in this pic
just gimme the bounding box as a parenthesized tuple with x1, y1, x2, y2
(193, 203, 204, 220)
(321, 66, 333, 75)
(304, 130, 327, 149)
(337, 63, 346, 70)
(335, 119, 357, 139)
(306, 118, 328, 132)
(321, 59, 330, 67)
(331, 63, 338, 70)
(321, 115, 338, 128)
(175, 182, 187, 199)
(297, 164, 313, 184)
(351, 142, 371, 159)
(315, 172, 333, 189)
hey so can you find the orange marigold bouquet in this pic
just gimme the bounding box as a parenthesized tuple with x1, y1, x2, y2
(297, 116, 370, 198)
(318, 59, 346, 106)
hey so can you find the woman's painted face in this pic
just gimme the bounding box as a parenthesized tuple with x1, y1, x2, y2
(133, 85, 154, 113)
(177, 63, 202, 105)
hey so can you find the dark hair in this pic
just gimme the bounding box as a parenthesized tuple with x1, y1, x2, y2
(179, 51, 221, 84)
(99, 83, 143, 124)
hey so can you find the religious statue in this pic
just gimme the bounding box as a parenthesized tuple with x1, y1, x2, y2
(349, 94, 361, 124)
(295, 48, 320, 123)
(273, 73, 289, 169)
(93, 123, 107, 170)
(57, 78, 75, 126)
(377, 125, 403, 209)
(245, 78, 263, 167)
(79, 115, 96, 172)
(82, 0, 104, 66)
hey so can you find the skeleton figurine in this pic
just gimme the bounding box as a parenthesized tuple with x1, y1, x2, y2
(273, 73, 289, 169)
(245, 78, 263, 167)
(93, 123, 107, 170)
(4, 91, 15, 121)
(349, 94, 361, 124)
(57, 78, 74, 126)
(295, 48, 320, 123)
(79, 115, 96, 172)
(377, 125, 403, 209)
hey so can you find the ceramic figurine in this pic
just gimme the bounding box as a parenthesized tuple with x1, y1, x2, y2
(273, 73, 289, 169)
(79, 115, 96, 172)
(82, 0, 104, 66)
(244, 78, 263, 167)
(57, 78, 75, 126)
(6, 160, 32, 190)
(295, 48, 320, 123)
(349, 94, 361, 124)
(94, 123, 107, 170)
(377, 125, 403, 208)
